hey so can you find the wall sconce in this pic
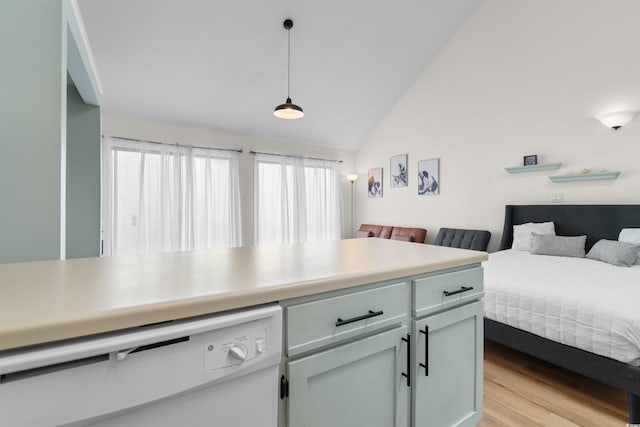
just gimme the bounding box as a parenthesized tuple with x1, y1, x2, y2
(346, 174, 358, 237)
(597, 111, 637, 130)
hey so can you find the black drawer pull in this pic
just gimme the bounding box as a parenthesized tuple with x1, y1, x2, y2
(443, 286, 474, 297)
(335, 310, 384, 327)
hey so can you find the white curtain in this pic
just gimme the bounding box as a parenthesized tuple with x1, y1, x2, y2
(254, 154, 342, 245)
(101, 137, 241, 256)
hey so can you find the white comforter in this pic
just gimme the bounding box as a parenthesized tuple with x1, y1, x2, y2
(483, 250, 640, 365)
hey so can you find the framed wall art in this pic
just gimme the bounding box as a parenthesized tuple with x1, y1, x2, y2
(390, 154, 408, 188)
(368, 168, 383, 198)
(417, 158, 439, 195)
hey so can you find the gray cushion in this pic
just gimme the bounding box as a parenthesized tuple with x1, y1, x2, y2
(618, 228, 640, 265)
(435, 228, 491, 251)
(586, 239, 640, 267)
(530, 233, 586, 257)
(512, 222, 555, 252)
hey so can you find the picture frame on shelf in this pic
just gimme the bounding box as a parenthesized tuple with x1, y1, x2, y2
(523, 155, 538, 166)
(390, 154, 408, 188)
(368, 168, 383, 198)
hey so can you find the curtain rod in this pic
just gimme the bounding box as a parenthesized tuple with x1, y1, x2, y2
(103, 135, 243, 153)
(249, 150, 342, 164)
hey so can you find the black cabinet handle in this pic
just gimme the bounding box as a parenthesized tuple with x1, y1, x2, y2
(402, 333, 411, 387)
(443, 286, 474, 297)
(280, 375, 289, 399)
(335, 310, 384, 327)
(419, 326, 429, 376)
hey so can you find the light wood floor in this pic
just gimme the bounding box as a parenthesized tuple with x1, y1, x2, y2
(479, 340, 628, 427)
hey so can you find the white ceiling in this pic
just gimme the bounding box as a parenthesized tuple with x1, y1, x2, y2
(78, 0, 479, 150)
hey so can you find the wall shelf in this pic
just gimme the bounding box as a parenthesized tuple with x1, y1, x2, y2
(548, 171, 620, 183)
(505, 163, 562, 173)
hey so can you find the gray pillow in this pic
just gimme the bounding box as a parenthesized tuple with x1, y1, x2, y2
(618, 228, 640, 265)
(530, 233, 586, 257)
(512, 222, 555, 251)
(586, 239, 640, 267)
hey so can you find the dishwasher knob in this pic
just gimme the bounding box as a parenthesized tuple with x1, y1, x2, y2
(255, 337, 266, 354)
(228, 344, 248, 365)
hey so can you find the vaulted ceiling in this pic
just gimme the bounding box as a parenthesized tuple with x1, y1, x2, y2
(79, 0, 479, 149)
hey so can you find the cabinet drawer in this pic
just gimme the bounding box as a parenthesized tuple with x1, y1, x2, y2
(286, 282, 410, 357)
(413, 267, 483, 318)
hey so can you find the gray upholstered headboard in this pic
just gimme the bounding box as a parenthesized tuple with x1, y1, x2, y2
(498, 204, 640, 251)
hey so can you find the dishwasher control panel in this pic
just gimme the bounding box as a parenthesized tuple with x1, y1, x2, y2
(204, 328, 267, 371)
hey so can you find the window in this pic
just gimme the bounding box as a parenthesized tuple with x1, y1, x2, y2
(101, 137, 240, 256)
(254, 154, 342, 245)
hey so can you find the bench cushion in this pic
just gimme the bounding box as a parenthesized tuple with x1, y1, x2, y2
(435, 228, 491, 251)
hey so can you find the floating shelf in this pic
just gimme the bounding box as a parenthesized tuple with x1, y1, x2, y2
(505, 163, 563, 173)
(548, 171, 620, 183)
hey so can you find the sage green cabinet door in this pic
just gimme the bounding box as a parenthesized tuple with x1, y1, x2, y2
(412, 301, 483, 427)
(287, 326, 410, 427)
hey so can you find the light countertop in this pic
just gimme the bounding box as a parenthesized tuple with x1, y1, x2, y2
(0, 238, 486, 351)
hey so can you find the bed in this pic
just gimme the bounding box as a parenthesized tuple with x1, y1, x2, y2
(484, 204, 640, 423)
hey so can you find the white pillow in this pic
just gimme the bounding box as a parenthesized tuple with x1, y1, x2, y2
(618, 228, 640, 265)
(512, 222, 556, 252)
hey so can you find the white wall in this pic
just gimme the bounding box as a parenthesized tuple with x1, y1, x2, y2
(356, 0, 640, 252)
(102, 115, 357, 246)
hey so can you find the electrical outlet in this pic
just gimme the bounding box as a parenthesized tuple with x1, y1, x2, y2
(551, 193, 564, 203)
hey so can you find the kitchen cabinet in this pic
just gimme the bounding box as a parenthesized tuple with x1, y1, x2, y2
(412, 301, 483, 427)
(0, 238, 488, 426)
(288, 325, 410, 427)
(280, 279, 411, 427)
(285, 281, 410, 357)
(280, 263, 484, 427)
(412, 266, 484, 427)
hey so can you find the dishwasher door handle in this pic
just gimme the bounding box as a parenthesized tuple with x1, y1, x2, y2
(115, 347, 138, 361)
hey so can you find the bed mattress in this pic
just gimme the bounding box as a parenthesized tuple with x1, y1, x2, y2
(483, 250, 640, 366)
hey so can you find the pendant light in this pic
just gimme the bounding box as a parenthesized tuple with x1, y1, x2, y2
(274, 19, 304, 119)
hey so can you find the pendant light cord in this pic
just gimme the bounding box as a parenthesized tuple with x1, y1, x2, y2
(287, 27, 291, 99)
(273, 18, 303, 118)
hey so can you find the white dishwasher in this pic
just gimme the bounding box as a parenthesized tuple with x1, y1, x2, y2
(0, 304, 282, 427)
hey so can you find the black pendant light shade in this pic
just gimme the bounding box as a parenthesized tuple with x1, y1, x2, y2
(274, 97, 304, 119)
(274, 19, 304, 119)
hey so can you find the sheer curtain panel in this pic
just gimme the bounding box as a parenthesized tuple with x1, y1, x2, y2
(101, 137, 241, 256)
(254, 154, 342, 245)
